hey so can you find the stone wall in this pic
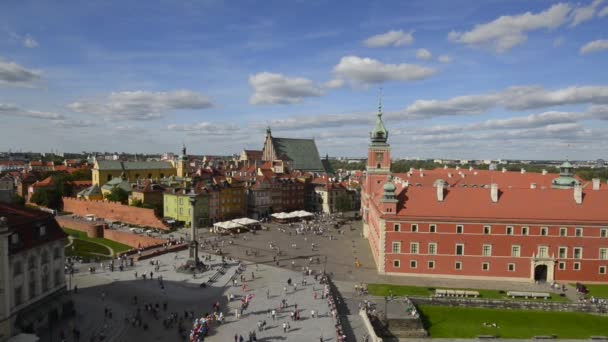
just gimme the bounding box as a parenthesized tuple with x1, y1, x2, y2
(359, 309, 383, 342)
(410, 296, 599, 313)
(62, 197, 169, 230)
(103, 229, 167, 248)
(55, 216, 105, 238)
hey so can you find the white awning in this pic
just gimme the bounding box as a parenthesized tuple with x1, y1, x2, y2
(292, 210, 313, 217)
(271, 212, 289, 219)
(213, 221, 245, 230)
(231, 217, 259, 226)
(9, 334, 40, 342)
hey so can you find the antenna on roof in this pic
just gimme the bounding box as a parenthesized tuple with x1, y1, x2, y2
(378, 86, 383, 115)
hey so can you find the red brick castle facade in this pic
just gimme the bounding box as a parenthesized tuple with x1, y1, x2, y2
(361, 105, 608, 283)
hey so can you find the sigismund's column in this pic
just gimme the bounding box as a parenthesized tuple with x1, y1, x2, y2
(188, 195, 199, 265)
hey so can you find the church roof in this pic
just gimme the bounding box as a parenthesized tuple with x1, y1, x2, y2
(96, 160, 174, 171)
(271, 137, 324, 172)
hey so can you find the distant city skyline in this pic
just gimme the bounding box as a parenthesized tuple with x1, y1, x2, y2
(1, 0, 608, 159)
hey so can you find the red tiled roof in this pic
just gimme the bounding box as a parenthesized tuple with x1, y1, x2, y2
(394, 168, 577, 189)
(32, 176, 54, 188)
(243, 150, 263, 160)
(0, 203, 67, 254)
(71, 180, 92, 186)
(388, 184, 608, 224)
(0, 160, 26, 166)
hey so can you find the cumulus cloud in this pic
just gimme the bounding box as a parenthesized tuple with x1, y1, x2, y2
(23, 35, 39, 48)
(437, 55, 452, 63)
(570, 0, 603, 26)
(259, 112, 372, 131)
(167, 122, 239, 135)
(391, 85, 608, 120)
(448, 3, 572, 52)
(67, 90, 213, 120)
(0, 57, 42, 87)
(249, 72, 323, 105)
(333, 56, 435, 85)
(363, 30, 414, 48)
(323, 79, 345, 89)
(0, 103, 64, 120)
(416, 48, 432, 61)
(54, 120, 97, 128)
(580, 39, 608, 54)
(600, 6, 608, 16)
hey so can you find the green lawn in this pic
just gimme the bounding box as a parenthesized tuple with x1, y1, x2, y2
(368, 283, 570, 302)
(62, 227, 132, 254)
(584, 284, 608, 298)
(419, 305, 608, 338)
(65, 239, 112, 259)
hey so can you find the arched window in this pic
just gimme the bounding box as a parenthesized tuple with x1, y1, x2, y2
(107, 174, 112, 181)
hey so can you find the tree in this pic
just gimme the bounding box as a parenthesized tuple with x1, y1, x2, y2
(70, 168, 92, 181)
(131, 198, 144, 207)
(11, 194, 26, 206)
(105, 187, 129, 204)
(334, 192, 352, 212)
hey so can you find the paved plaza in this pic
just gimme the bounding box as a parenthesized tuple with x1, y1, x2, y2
(50, 214, 584, 342)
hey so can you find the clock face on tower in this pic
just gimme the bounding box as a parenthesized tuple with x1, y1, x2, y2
(376, 152, 384, 164)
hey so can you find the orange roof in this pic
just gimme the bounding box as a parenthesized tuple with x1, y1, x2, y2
(388, 184, 608, 225)
(32, 176, 54, 188)
(71, 180, 92, 186)
(394, 168, 577, 189)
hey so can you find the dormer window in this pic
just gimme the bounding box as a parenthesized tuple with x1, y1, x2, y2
(11, 234, 19, 245)
(39, 225, 46, 236)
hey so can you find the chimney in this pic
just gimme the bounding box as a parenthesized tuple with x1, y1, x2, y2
(456, 166, 460, 170)
(447, 173, 452, 178)
(502, 167, 507, 173)
(436, 182, 445, 202)
(520, 168, 526, 174)
(574, 184, 583, 205)
(592, 178, 600, 190)
(542, 169, 548, 175)
(490, 183, 498, 203)
(409, 167, 414, 173)
(530, 183, 537, 189)
(469, 166, 473, 171)
(443, 165, 448, 169)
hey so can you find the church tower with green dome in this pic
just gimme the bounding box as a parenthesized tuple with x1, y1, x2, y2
(551, 161, 580, 189)
(176, 144, 188, 178)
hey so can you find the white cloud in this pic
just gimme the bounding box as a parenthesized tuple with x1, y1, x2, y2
(0, 57, 42, 87)
(363, 30, 414, 48)
(570, 0, 603, 26)
(448, 3, 572, 52)
(249, 72, 323, 105)
(415, 48, 432, 61)
(23, 35, 39, 48)
(323, 79, 345, 89)
(437, 55, 452, 63)
(599, 5, 608, 16)
(259, 112, 372, 131)
(390, 85, 608, 119)
(0, 103, 64, 120)
(333, 56, 435, 84)
(67, 90, 213, 120)
(580, 39, 608, 54)
(54, 120, 97, 128)
(167, 122, 239, 135)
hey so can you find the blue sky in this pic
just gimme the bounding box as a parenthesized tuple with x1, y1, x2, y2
(1, 0, 607, 160)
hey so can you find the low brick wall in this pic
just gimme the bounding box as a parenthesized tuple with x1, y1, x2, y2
(55, 216, 105, 238)
(62, 197, 169, 230)
(410, 296, 599, 313)
(103, 229, 167, 248)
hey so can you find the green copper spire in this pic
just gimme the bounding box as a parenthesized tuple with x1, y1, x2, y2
(370, 90, 388, 145)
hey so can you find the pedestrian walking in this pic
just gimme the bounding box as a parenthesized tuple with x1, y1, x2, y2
(282, 322, 287, 333)
(266, 289, 270, 299)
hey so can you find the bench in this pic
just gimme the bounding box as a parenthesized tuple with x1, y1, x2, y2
(507, 291, 551, 299)
(533, 335, 557, 339)
(477, 335, 497, 339)
(435, 289, 480, 298)
(591, 336, 608, 341)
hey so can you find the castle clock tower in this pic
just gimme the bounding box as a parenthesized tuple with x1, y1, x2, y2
(367, 100, 391, 174)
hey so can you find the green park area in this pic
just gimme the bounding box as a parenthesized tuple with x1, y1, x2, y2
(418, 305, 608, 338)
(63, 227, 132, 259)
(367, 283, 570, 302)
(582, 284, 608, 299)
